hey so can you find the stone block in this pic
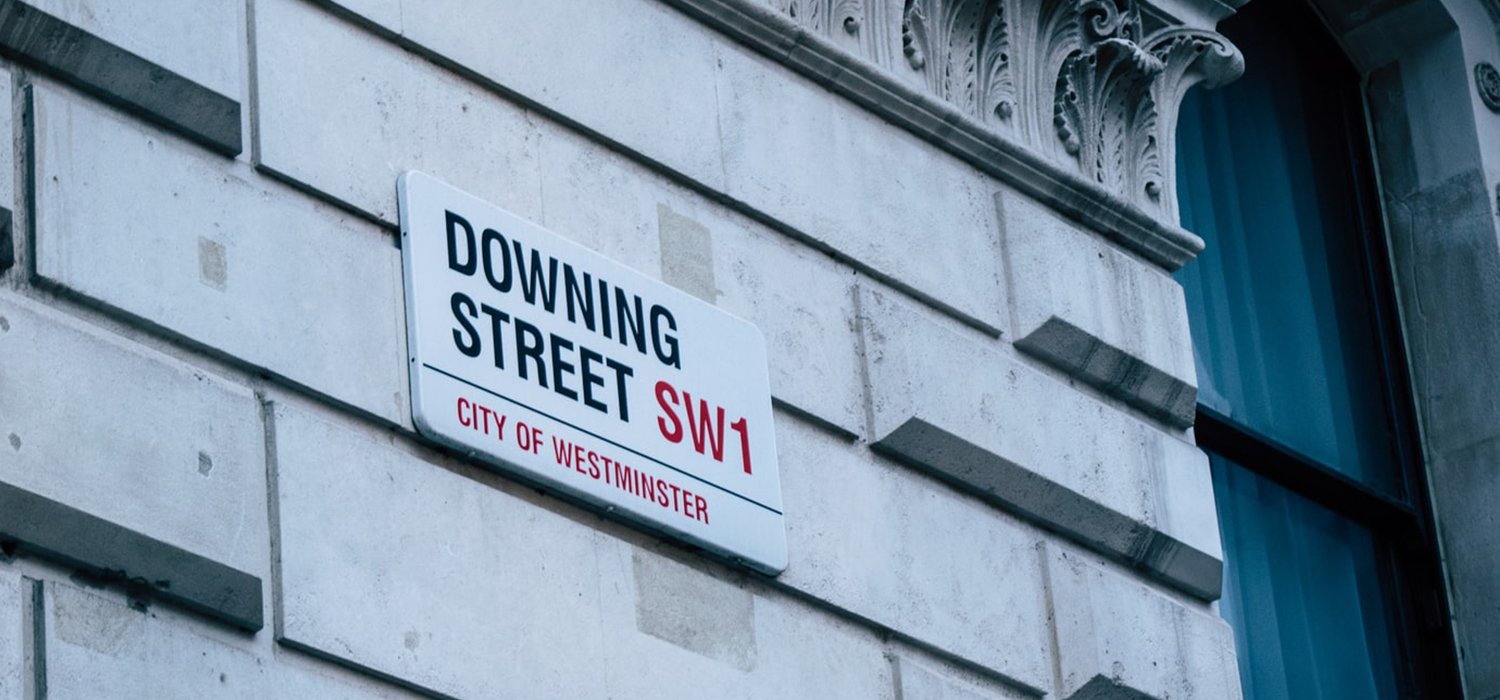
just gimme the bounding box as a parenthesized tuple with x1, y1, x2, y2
(536, 127, 864, 435)
(329, 0, 726, 192)
(673, 203, 863, 436)
(633, 548, 756, 672)
(31, 82, 410, 426)
(0, 571, 20, 700)
(272, 401, 895, 699)
(273, 399, 589, 699)
(255, 0, 544, 225)
(41, 581, 421, 699)
(998, 191, 1197, 426)
(893, 656, 1031, 700)
(1386, 169, 1500, 451)
(858, 284, 1223, 600)
(0, 480, 262, 630)
(658, 204, 717, 303)
(1432, 435, 1500, 699)
(319, 0, 1004, 333)
(533, 124, 667, 278)
(619, 548, 899, 700)
(24, 0, 241, 99)
(775, 415, 1051, 691)
(0, 293, 267, 580)
(716, 43, 1006, 333)
(0, 0, 240, 154)
(1046, 548, 1241, 700)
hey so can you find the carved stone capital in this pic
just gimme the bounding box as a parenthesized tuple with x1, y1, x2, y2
(768, 0, 1243, 223)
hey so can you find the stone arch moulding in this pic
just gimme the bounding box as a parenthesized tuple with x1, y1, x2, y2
(769, 0, 1244, 225)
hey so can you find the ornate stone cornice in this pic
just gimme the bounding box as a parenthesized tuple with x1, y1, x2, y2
(663, 0, 1243, 269)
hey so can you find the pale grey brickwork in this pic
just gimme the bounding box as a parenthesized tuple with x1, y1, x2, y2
(0, 0, 1489, 697)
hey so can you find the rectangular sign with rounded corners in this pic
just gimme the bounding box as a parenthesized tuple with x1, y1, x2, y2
(398, 171, 786, 573)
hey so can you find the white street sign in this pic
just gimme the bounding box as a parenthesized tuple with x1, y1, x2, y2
(398, 171, 786, 573)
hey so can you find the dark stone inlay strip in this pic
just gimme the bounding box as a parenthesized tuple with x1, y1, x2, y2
(874, 418, 1222, 601)
(0, 479, 263, 631)
(0, 1, 241, 156)
(0, 207, 12, 274)
(1015, 316, 1197, 428)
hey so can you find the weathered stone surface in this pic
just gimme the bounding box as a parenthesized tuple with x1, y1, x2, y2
(0, 481, 262, 631)
(633, 549, 757, 672)
(1046, 548, 1241, 700)
(716, 43, 1006, 333)
(272, 401, 895, 699)
(31, 82, 410, 426)
(858, 284, 1222, 600)
(0, 68, 14, 213)
(382, 0, 727, 192)
(657, 204, 718, 303)
(1383, 169, 1500, 699)
(893, 655, 1031, 700)
(1431, 434, 1500, 698)
(536, 126, 864, 436)
(622, 548, 896, 700)
(0, 570, 21, 700)
(691, 206, 863, 436)
(0, 0, 240, 154)
(998, 191, 1197, 426)
(273, 400, 586, 699)
(24, 0, 241, 99)
(42, 581, 421, 699)
(533, 124, 665, 276)
(0, 293, 267, 580)
(618, 548, 888, 700)
(664, 0, 1220, 270)
(776, 415, 1051, 691)
(1385, 169, 1500, 455)
(255, 0, 544, 225)
(321, 0, 1004, 333)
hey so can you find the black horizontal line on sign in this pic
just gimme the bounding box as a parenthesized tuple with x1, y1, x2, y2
(422, 362, 783, 515)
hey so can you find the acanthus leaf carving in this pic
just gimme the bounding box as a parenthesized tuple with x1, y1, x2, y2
(775, 0, 829, 33)
(901, 0, 931, 70)
(765, 0, 1243, 220)
(1054, 38, 1163, 199)
(897, 0, 1013, 125)
(978, 3, 1014, 121)
(834, 0, 864, 33)
(1146, 27, 1245, 219)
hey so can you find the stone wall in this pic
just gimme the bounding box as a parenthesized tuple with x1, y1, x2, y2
(0, 0, 1241, 697)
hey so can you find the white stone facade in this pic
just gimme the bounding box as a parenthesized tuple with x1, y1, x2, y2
(0, 0, 1494, 697)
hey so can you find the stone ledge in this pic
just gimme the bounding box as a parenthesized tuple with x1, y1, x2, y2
(0, 482, 262, 631)
(1015, 317, 1195, 427)
(858, 284, 1223, 600)
(0, 0, 240, 156)
(998, 190, 1198, 426)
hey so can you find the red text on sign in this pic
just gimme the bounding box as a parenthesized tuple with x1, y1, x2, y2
(456, 397, 507, 441)
(654, 380, 752, 475)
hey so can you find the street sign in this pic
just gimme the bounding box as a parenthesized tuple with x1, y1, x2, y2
(398, 171, 786, 573)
